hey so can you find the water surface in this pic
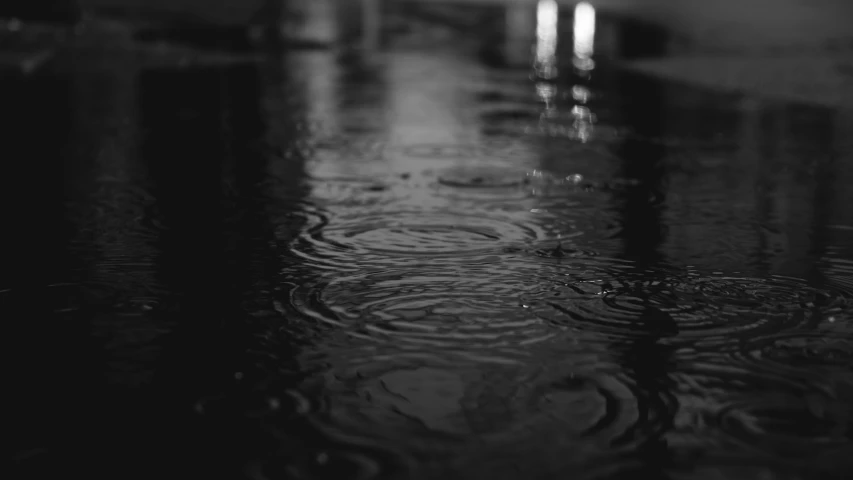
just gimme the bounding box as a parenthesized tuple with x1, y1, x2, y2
(5, 2, 853, 480)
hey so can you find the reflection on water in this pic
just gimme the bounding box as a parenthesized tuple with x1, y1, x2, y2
(572, 1, 595, 72)
(7, 2, 853, 479)
(534, 0, 558, 80)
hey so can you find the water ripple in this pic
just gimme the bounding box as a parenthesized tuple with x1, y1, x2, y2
(714, 392, 850, 450)
(288, 210, 552, 270)
(446, 362, 677, 479)
(251, 448, 389, 480)
(299, 354, 676, 480)
(822, 255, 853, 296)
(273, 202, 331, 256)
(466, 365, 674, 445)
(522, 266, 845, 347)
(309, 176, 414, 208)
(669, 357, 852, 469)
(287, 266, 555, 355)
(436, 165, 529, 190)
(432, 164, 590, 203)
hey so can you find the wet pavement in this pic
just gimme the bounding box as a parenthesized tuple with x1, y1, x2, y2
(5, 1, 853, 479)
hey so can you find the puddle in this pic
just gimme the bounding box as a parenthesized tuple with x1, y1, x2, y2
(5, 1, 853, 479)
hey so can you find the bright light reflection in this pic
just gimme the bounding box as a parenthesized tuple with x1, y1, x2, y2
(534, 0, 558, 78)
(536, 82, 558, 117)
(573, 2, 595, 70)
(571, 85, 590, 103)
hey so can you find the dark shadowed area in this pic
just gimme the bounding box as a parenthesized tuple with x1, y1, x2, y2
(5, 1, 853, 479)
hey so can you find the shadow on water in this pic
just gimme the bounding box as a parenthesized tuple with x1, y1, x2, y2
(3, 67, 99, 478)
(140, 62, 275, 476)
(607, 20, 677, 479)
(4, 46, 320, 478)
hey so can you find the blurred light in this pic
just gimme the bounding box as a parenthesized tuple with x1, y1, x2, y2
(287, 0, 337, 44)
(571, 105, 595, 142)
(577, 123, 593, 142)
(534, 0, 559, 79)
(536, 82, 558, 112)
(571, 85, 590, 102)
(571, 105, 594, 121)
(569, 2, 596, 141)
(6, 18, 23, 32)
(573, 2, 595, 71)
